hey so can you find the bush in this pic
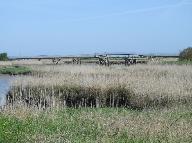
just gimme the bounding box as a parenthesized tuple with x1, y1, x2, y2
(179, 47, 192, 61)
(0, 53, 8, 61)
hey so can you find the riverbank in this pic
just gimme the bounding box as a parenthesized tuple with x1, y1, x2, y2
(0, 66, 31, 75)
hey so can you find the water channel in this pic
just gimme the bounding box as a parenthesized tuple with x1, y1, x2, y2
(0, 75, 11, 106)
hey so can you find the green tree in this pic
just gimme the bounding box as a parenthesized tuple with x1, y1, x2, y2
(0, 53, 8, 61)
(179, 47, 192, 61)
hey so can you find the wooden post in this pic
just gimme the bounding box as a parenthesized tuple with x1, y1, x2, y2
(125, 57, 128, 66)
(125, 58, 131, 66)
(72, 58, 75, 64)
(106, 57, 110, 66)
(98, 57, 103, 65)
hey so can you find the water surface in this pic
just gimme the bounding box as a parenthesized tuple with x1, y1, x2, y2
(0, 75, 11, 106)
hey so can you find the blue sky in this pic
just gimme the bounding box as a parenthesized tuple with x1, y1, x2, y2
(0, 0, 192, 56)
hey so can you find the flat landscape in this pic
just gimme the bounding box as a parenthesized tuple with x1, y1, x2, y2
(0, 59, 192, 142)
(1, 0, 192, 142)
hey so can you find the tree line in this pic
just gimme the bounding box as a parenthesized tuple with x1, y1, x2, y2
(0, 53, 8, 61)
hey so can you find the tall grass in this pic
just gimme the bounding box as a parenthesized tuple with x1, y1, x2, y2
(7, 64, 192, 109)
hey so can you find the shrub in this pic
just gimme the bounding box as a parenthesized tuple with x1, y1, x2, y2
(0, 53, 8, 61)
(179, 47, 192, 61)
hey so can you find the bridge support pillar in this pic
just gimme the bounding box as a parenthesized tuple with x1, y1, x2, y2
(72, 58, 81, 64)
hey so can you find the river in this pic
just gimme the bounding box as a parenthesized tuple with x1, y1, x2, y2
(0, 75, 11, 106)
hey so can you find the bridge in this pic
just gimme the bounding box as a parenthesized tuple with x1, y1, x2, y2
(9, 53, 179, 66)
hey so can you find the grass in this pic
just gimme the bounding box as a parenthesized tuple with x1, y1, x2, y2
(0, 106, 192, 143)
(0, 66, 31, 75)
(2, 63, 192, 142)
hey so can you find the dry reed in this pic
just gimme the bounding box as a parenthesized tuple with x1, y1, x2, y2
(6, 64, 192, 109)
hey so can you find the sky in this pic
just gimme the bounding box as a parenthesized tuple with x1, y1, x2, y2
(0, 0, 192, 56)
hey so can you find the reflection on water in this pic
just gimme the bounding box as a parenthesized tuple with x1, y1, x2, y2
(0, 76, 11, 106)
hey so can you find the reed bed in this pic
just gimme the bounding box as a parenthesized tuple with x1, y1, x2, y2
(0, 60, 44, 67)
(7, 64, 192, 109)
(0, 61, 12, 67)
(12, 60, 43, 65)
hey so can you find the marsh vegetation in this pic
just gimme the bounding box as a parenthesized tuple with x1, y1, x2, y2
(0, 66, 31, 75)
(7, 64, 192, 109)
(0, 61, 192, 142)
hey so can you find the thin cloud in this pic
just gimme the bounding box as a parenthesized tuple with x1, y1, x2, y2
(69, 0, 192, 22)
